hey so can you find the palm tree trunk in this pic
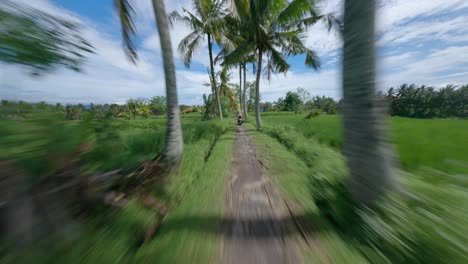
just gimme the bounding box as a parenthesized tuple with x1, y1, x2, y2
(342, 0, 394, 205)
(152, 0, 183, 167)
(207, 33, 223, 119)
(255, 50, 263, 129)
(242, 63, 248, 119)
(239, 63, 243, 113)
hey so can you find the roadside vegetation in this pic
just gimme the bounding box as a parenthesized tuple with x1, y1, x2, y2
(1, 111, 234, 263)
(248, 116, 468, 263)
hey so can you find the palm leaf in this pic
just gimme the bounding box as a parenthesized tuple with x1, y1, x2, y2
(301, 13, 342, 32)
(268, 46, 290, 77)
(284, 35, 321, 69)
(304, 49, 320, 69)
(275, 0, 315, 27)
(177, 30, 204, 67)
(222, 42, 256, 68)
(114, 0, 138, 63)
(169, 9, 203, 30)
(225, 0, 250, 19)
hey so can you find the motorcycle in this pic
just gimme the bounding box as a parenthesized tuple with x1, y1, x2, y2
(237, 117, 244, 126)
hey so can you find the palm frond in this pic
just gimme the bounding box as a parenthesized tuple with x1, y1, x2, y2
(225, 0, 250, 19)
(223, 42, 256, 69)
(282, 34, 321, 69)
(214, 47, 228, 64)
(114, 0, 138, 63)
(304, 49, 320, 69)
(204, 16, 227, 42)
(275, 0, 315, 27)
(269, 46, 290, 75)
(322, 13, 343, 33)
(177, 30, 204, 67)
(169, 9, 203, 30)
(193, 0, 206, 20)
(301, 13, 343, 33)
(168, 11, 190, 28)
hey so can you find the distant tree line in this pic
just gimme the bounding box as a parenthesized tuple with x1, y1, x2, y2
(248, 84, 467, 119)
(0, 96, 202, 120)
(378, 84, 467, 118)
(249, 88, 340, 114)
(3, 83, 465, 121)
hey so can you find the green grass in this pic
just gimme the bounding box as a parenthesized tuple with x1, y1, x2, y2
(2, 114, 235, 263)
(260, 113, 468, 174)
(0, 112, 223, 175)
(246, 114, 468, 263)
(136, 128, 235, 263)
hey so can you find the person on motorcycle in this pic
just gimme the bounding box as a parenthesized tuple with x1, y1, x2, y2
(237, 111, 243, 125)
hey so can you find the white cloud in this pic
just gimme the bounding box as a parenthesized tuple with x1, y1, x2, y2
(377, 0, 468, 32)
(377, 14, 468, 46)
(142, 25, 211, 67)
(378, 51, 419, 72)
(307, 0, 468, 53)
(379, 46, 468, 89)
(259, 69, 341, 101)
(1, 0, 467, 105)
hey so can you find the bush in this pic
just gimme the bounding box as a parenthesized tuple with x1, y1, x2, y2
(305, 110, 320, 119)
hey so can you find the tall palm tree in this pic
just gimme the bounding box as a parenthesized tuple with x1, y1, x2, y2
(169, 0, 225, 119)
(152, 0, 183, 167)
(238, 64, 243, 114)
(242, 63, 248, 118)
(342, 0, 394, 205)
(224, 0, 337, 129)
(115, 0, 183, 168)
(216, 12, 257, 119)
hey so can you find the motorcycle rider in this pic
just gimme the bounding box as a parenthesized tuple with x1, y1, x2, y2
(237, 110, 243, 125)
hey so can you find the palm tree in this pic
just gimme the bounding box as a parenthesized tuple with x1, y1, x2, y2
(218, 67, 238, 110)
(238, 64, 243, 114)
(216, 13, 255, 119)
(341, 0, 395, 205)
(169, 0, 225, 119)
(115, 0, 183, 168)
(224, 0, 337, 129)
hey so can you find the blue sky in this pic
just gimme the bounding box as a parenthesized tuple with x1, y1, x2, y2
(1, 0, 467, 105)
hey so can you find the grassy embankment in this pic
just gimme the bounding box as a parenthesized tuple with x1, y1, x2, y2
(247, 112, 468, 263)
(1, 113, 235, 263)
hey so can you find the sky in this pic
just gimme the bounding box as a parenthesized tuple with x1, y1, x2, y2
(1, 0, 467, 105)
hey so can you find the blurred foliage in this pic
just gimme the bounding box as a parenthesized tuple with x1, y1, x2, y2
(0, 101, 230, 178)
(0, 108, 92, 178)
(256, 120, 468, 263)
(0, 1, 93, 74)
(148, 96, 167, 115)
(1, 112, 233, 263)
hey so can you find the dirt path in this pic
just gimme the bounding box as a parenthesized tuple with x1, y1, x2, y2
(223, 126, 300, 264)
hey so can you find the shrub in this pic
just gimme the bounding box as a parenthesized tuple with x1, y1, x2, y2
(305, 110, 320, 119)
